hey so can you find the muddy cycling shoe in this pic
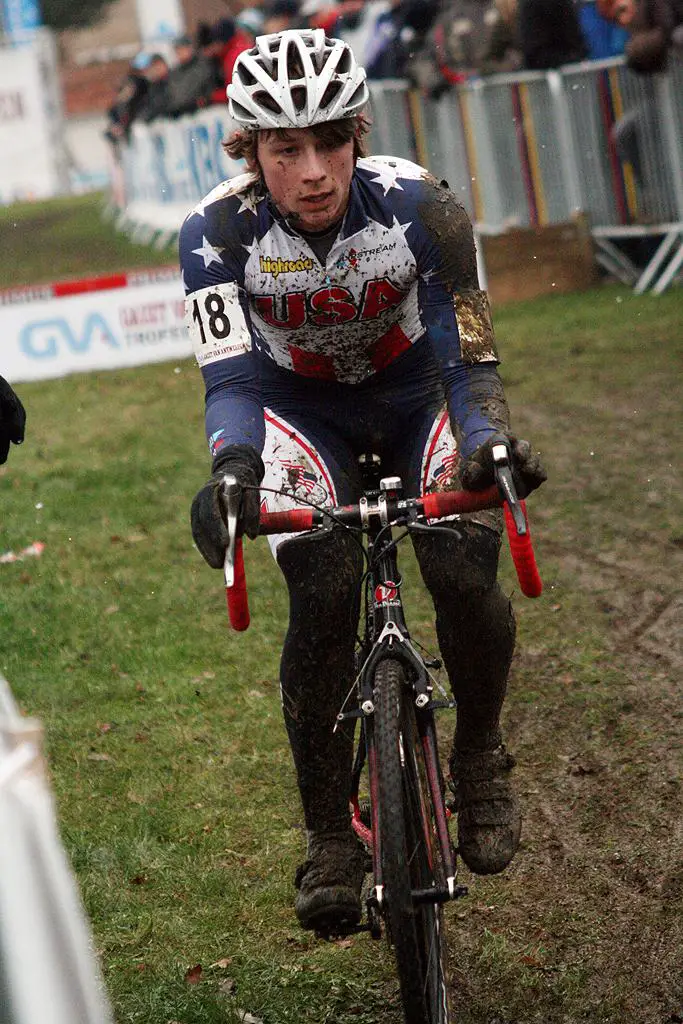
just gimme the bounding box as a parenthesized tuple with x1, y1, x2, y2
(449, 745, 522, 875)
(295, 830, 366, 933)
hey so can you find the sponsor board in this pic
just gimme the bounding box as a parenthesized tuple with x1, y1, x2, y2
(1, 273, 191, 383)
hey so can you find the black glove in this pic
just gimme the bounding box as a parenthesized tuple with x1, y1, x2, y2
(461, 434, 547, 499)
(190, 444, 265, 569)
(0, 376, 26, 465)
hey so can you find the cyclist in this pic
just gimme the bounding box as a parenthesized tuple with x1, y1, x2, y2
(0, 377, 25, 464)
(181, 29, 546, 933)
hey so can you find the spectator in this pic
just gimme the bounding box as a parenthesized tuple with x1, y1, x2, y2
(598, 0, 683, 72)
(517, 0, 588, 68)
(138, 53, 171, 122)
(300, 0, 365, 34)
(408, 0, 523, 94)
(220, 9, 266, 86)
(262, 0, 302, 34)
(104, 51, 151, 143)
(165, 35, 216, 117)
(579, 0, 629, 57)
(200, 18, 238, 104)
(364, 0, 439, 79)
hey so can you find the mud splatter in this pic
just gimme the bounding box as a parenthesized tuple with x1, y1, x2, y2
(455, 290, 498, 363)
(417, 177, 479, 291)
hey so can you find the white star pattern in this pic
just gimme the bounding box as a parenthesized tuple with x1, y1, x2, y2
(237, 192, 261, 216)
(358, 155, 427, 197)
(190, 171, 260, 218)
(192, 236, 225, 268)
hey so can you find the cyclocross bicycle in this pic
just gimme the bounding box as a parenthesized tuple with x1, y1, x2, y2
(221, 439, 542, 1024)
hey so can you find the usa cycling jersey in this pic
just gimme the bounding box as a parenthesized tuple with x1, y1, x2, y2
(180, 155, 503, 463)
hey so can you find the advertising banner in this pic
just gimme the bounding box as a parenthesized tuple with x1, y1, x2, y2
(134, 0, 184, 44)
(0, 271, 193, 384)
(0, 38, 64, 204)
(1, 0, 41, 38)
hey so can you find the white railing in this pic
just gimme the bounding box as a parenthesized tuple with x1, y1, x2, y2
(0, 676, 114, 1024)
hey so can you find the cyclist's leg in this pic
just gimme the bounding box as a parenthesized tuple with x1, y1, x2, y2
(261, 409, 365, 928)
(398, 408, 520, 875)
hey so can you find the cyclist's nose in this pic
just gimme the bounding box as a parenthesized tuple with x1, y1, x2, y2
(300, 147, 327, 184)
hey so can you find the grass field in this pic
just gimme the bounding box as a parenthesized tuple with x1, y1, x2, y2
(0, 193, 174, 288)
(1, 198, 682, 1023)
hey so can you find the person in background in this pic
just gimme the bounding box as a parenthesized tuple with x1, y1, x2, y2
(0, 378, 25, 465)
(138, 53, 171, 122)
(221, 8, 266, 86)
(300, 0, 365, 34)
(104, 51, 151, 143)
(166, 34, 217, 117)
(578, 0, 628, 58)
(364, 0, 440, 79)
(598, 0, 683, 71)
(517, 0, 587, 68)
(262, 0, 302, 35)
(407, 0, 523, 96)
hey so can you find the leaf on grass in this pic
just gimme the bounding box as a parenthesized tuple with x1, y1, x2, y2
(333, 937, 354, 949)
(238, 1012, 264, 1024)
(129, 875, 148, 886)
(97, 722, 113, 734)
(87, 752, 112, 762)
(184, 964, 203, 985)
(209, 958, 232, 969)
(217, 977, 237, 996)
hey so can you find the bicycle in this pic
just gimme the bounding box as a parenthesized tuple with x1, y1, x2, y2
(221, 439, 542, 1024)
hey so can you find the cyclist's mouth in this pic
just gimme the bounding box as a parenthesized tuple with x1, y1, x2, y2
(300, 191, 335, 207)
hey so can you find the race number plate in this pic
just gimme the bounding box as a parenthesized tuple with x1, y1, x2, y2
(185, 281, 251, 368)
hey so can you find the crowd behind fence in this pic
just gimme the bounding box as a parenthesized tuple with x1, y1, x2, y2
(116, 55, 683, 241)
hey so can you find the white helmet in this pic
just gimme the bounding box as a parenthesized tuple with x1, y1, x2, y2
(227, 29, 369, 130)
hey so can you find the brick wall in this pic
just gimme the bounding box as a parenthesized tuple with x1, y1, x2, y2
(59, 0, 233, 115)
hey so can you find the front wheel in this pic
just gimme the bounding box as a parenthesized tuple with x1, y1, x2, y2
(373, 658, 452, 1024)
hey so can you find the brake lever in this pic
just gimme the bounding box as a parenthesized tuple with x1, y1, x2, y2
(492, 442, 527, 535)
(221, 473, 240, 587)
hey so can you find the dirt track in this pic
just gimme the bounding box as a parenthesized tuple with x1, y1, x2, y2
(444, 381, 682, 1023)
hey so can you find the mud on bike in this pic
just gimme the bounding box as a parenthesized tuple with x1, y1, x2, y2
(221, 439, 542, 1024)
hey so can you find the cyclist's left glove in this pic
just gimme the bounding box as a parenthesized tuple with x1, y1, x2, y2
(461, 434, 547, 498)
(190, 444, 264, 569)
(0, 376, 26, 464)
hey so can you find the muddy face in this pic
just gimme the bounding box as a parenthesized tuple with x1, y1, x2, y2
(257, 128, 354, 233)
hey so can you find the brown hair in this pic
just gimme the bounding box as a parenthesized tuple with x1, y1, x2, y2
(223, 113, 371, 171)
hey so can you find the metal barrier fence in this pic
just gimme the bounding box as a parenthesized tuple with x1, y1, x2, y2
(116, 56, 683, 289)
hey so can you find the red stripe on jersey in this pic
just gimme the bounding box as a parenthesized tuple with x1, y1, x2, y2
(288, 345, 337, 380)
(369, 323, 411, 372)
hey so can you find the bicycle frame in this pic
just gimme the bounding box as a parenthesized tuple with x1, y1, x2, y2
(340, 471, 466, 939)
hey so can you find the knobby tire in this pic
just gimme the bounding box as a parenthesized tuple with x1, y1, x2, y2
(374, 658, 452, 1024)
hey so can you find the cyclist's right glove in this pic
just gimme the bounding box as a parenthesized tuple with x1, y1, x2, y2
(0, 376, 26, 464)
(190, 444, 264, 568)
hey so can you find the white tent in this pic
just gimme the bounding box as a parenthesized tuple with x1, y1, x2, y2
(0, 676, 113, 1024)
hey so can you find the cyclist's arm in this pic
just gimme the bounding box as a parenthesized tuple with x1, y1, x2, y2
(179, 211, 265, 461)
(414, 180, 510, 458)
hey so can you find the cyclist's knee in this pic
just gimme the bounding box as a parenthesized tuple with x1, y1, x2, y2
(277, 527, 363, 628)
(414, 521, 501, 597)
